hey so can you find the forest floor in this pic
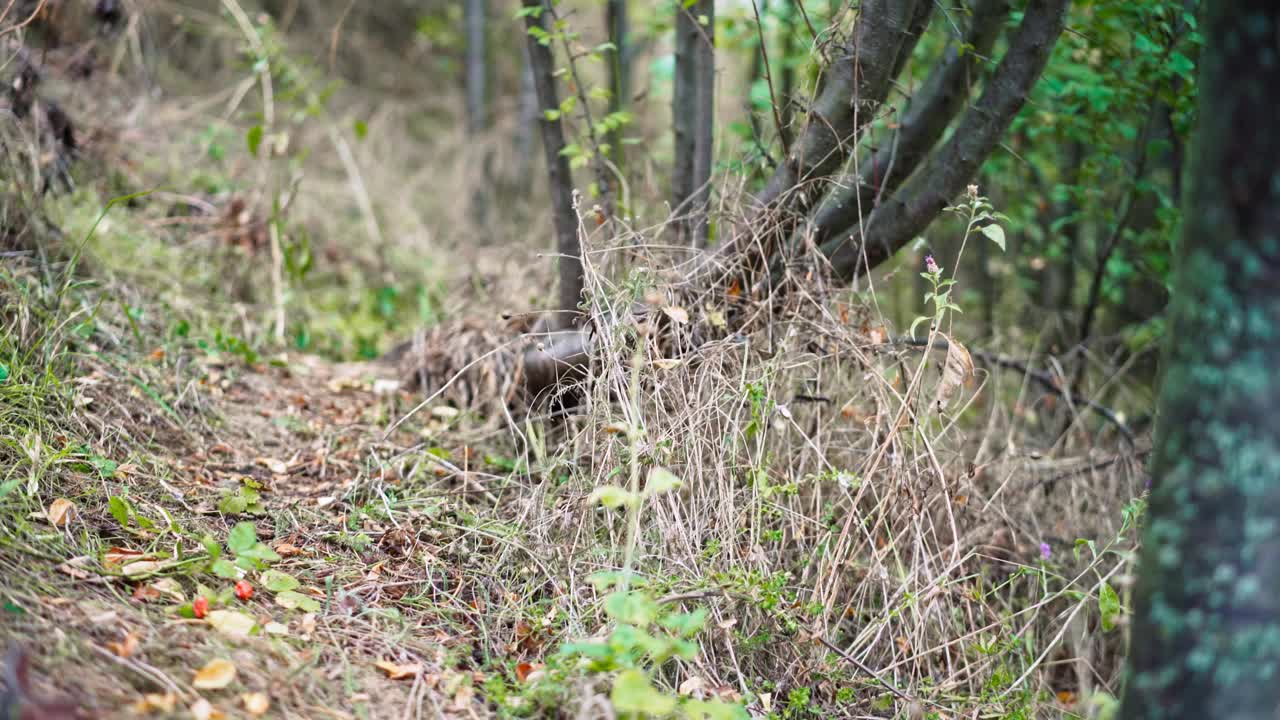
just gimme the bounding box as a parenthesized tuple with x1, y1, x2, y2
(2, 4, 1149, 719)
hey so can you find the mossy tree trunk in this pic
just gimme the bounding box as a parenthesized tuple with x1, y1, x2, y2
(1119, 3, 1280, 718)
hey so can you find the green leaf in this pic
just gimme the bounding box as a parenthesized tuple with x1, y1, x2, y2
(659, 608, 708, 638)
(218, 492, 249, 515)
(0, 363, 8, 382)
(645, 467, 682, 496)
(1099, 582, 1121, 632)
(684, 699, 749, 720)
(261, 569, 300, 592)
(226, 522, 258, 555)
(604, 590, 658, 627)
(108, 496, 131, 527)
(211, 558, 240, 579)
(237, 542, 281, 563)
(246, 125, 264, 157)
(611, 669, 676, 715)
(353, 119, 368, 139)
(275, 590, 321, 612)
(980, 223, 1006, 252)
(588, 485, 637, 509)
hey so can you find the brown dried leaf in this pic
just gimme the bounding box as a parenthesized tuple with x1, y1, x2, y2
(131, 693, 178, 714)
(662, 306, 689, 325)
(47, 498, 76, 527)
(934, 335, 974, 408)
(375, 660, 422, 680)
(106, 631, 140, 658)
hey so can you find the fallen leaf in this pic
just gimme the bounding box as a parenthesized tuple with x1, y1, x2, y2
(103, 547, 146, 567)
(255, 457, 288, 475)
(679, 676, 709, 696)
(47, 498, 76, 527)
(662, 306, 690, 324)
(189, 698, 224, 720)
(132, 585, 162, 602)
(106, 631, 141, 658)
(206, 610, 256, 639)
(151, 578, 186, 601)
(263, 621, 288, 635)
(192, 658, 237, 689)
(514, 662, 541, 682)
(375, 660, 422, 680)
(122, 560, 166, 577)
(271, 542, 303, 557)
(131, 692, 178, 714)
(241, 692, 270, 716)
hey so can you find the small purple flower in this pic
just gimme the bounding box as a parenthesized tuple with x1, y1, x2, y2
(1039, 542, 1052, 560)
(925, 255, 940, 274)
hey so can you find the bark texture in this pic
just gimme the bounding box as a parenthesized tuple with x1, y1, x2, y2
(522, 0, 582, 325)
(690, 0, 716, 246)
(1120, 3, 1280, 718)
(823, 0, 1068, 280)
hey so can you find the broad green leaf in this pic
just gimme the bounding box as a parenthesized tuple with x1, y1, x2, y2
(683, 699, 749, 720)
(604, 591, 658, 627)
(611, 669, 676, 715)
(260, 569, 299, 592)
(227, 522, 258, 555)
(211, 558, 240, 579)
(588, 485, 636, 509)
(980, 223, 1007, 251)
(274, 590, 321, 612)
(645, 467, 682, 496)
(1099, 582, 1121, 632)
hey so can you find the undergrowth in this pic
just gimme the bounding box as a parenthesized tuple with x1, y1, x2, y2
(0, 3, 1149, 719)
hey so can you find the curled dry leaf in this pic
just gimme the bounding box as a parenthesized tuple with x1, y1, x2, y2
(662, 305, 690, 324)
(241, 692, 270, 716)
(122, 560, 166, 578)
(102, 547, 146, 567)
(106, 631, 141, 658)
(934, 334, 974, 408)
(47, 498, 76, 527)
(255, 457, 288, 475)
(192, 658, 237, 689)
(375, 660, 422, 680)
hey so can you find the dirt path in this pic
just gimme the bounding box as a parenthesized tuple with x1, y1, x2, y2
(2, 353, 518, 718)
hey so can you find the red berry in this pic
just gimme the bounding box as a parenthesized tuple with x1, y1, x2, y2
(234, 580, 254, 601)
(193, 596, 209, 618)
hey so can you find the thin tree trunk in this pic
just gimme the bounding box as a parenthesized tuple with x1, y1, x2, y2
(466, 0, 489, 225)
(514, 44, 538, 192)
(522, 0, 582, 326)
(606, 0, 630, 174)
(1120, 2, 1280, 717)
(777, 1, 796, 146)
(690, 0, 715, 246)
(671, 0, 698, 242)
(465, 0, 486, 134)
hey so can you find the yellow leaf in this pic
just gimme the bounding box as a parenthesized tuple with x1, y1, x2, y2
(192, 658, 237, 689)
(241, 692, 270, 716)
(206, 610, 256, 639)
(130, 692, 177, 714)
(47, 498, 76, 527)
(106, 631, 141, 658)
(662, 306, 689, 324)
(375, 660, 423, 680)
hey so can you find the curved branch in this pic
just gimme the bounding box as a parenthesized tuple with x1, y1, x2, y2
(752, 0, 926, 213)
(809, 0, 1011, 245)
(822, 0, 1069, 279)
